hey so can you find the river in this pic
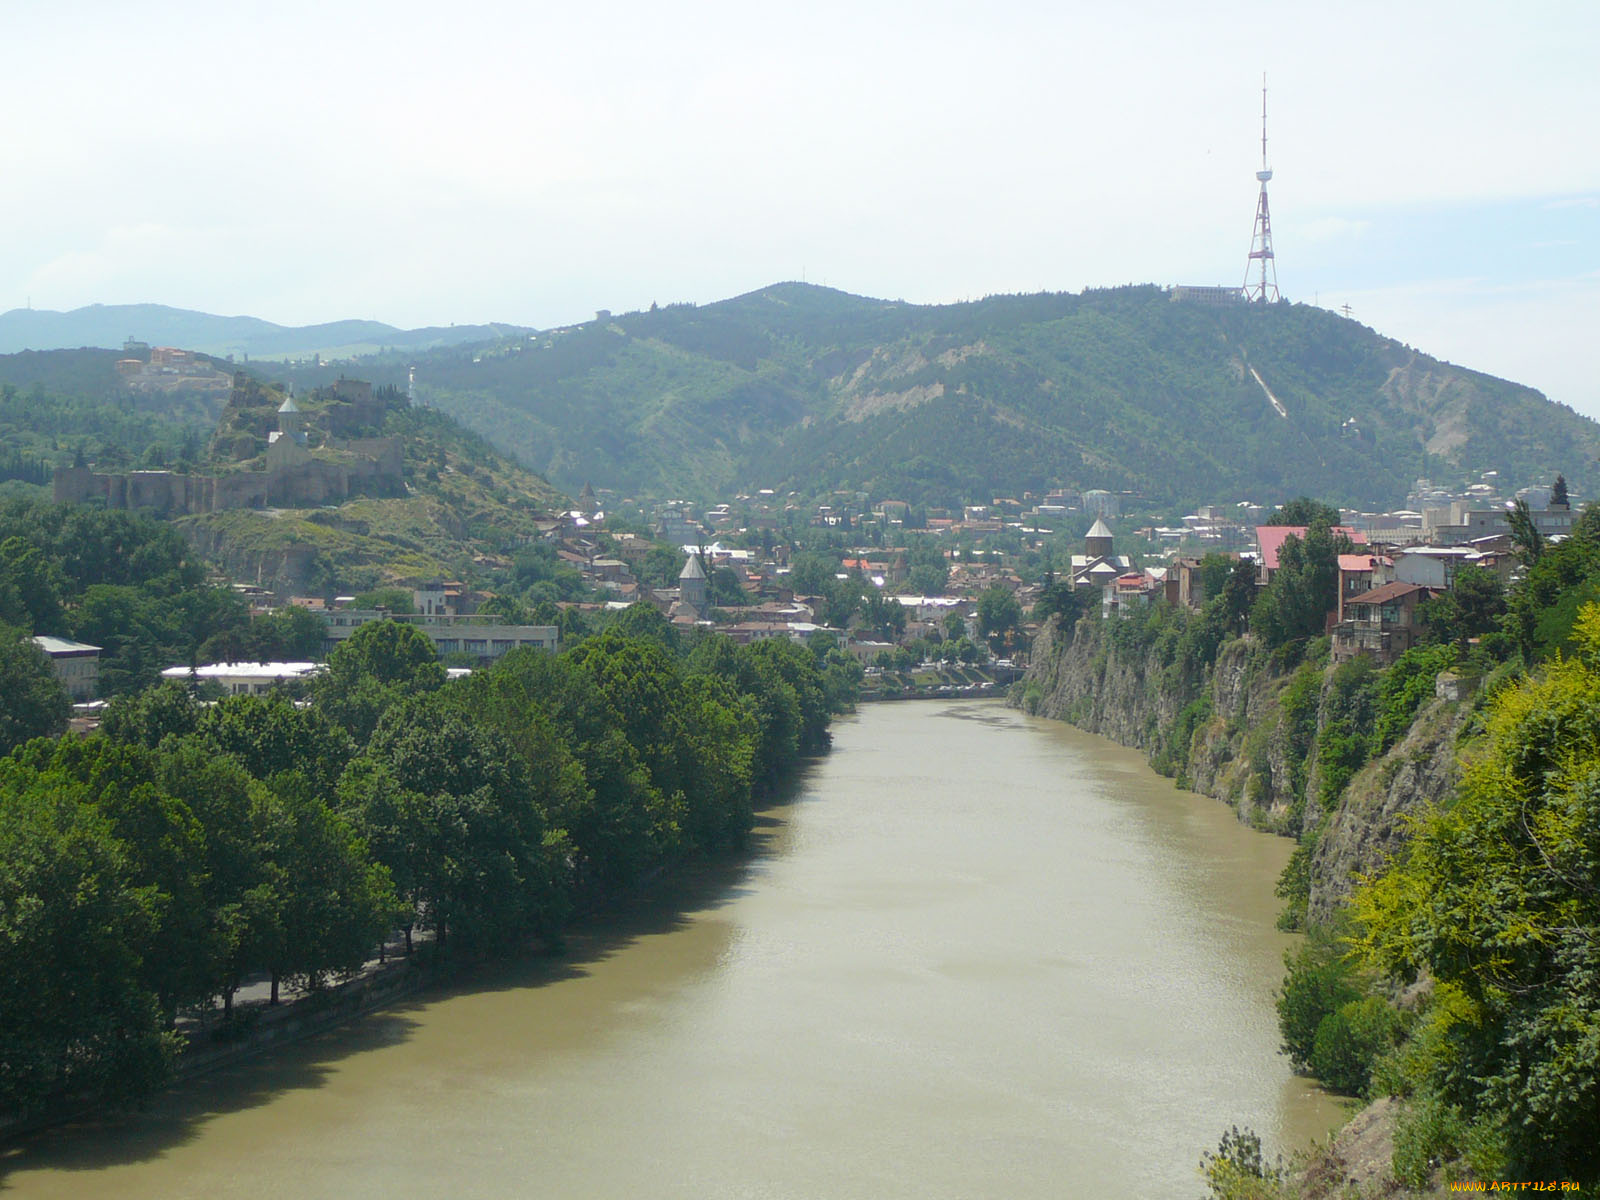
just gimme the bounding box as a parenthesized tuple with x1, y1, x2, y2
(1, 700, 1346, 1197)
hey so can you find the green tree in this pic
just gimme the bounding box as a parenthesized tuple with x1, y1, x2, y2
(0, 628, 70, 754)
(0, 536, 66, 633)
(196, 692, 356, 794)
(100, 679, 202, 748)
(1266, 497, 1342, 527)
(314, 620, 445, 742)
(976, 584, 1022, 654)
(350, 587, 415, 613)
(1417, 564, 1506, 649)
(1252, 525, 1348, 649)
(365, 694, 567, 951)
(0, 776, 177, 1113)
(6, 736, 218, 1021)
(247, 604, 327, 661)
(1508, 496, 1544, 566)
(251, 773, 397, 996)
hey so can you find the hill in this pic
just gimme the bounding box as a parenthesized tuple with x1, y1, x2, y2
(0, 303, 528, 362)
(281, 283, 1595, 510)
(0, 348, 568, 596)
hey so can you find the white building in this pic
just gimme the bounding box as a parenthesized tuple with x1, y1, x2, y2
(160, 661, 321, 696)
(320, 611, 559, 661)
(33, 636, 101, 702)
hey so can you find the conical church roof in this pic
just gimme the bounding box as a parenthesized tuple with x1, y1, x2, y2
(679, 553, 706, 580)
(1086, 517, 1113, 539)
(278, 395, 300, 413)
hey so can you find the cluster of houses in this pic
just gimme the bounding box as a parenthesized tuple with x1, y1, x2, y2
(31, 466, 1577, 709)
(1081, 510, 1537, 666)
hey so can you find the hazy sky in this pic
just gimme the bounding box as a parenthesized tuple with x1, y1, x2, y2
(5, 2, 1597, 416)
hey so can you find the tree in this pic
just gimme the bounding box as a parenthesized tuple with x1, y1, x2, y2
(976, 584, 1022, 654)
(637, 544, 686, 590)
(350, 587, 415, 613)
(247, 604, 327, 661)
(196, 693, 356, 795)
(0, 775, 177, 1114)
(1251, 526, 1348, 648)
(252, 773, 398, 995)
(364, 693, 567, 951)
(1267, 497, 1342, 527)
(1508, 496, 1544, 566)
(1033, 578, 1086, 629)
(0, 627, 70, 754)
(0, 536, 66, 633)
(314, 620, 445, 742)
(1417, 564, 1506, 649)
(708, 564, 748, 608)
(1553, 473, 1570, 508)
(7, 736, 216, 1020)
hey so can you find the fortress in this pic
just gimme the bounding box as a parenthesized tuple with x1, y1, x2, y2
(54, 374, 405, 515)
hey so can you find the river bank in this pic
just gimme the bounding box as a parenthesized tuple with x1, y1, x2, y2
(2, 701, 1343, 1198)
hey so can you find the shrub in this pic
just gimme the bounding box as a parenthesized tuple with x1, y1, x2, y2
(1309, 996, 1405, 1096)
(1277, 929, 1362, 1071)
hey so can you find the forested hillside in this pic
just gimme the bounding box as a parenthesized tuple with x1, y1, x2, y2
(280, 283, 1598, 509)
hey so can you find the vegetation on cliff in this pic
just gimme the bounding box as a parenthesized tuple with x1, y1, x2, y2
(1020, 501, 1600, 1190)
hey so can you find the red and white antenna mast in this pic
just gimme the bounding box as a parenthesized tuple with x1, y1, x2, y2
(1243, 75, 1280, 302)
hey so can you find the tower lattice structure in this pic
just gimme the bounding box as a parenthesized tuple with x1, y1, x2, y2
(1243, 77, 1280, 303)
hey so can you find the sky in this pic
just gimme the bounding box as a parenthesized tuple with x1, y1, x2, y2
(4, 1, 1597, 416)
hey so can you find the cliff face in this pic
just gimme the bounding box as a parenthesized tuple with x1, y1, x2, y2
(1016, 616, 1468, 920)
(1017, 617, 1299, 830)
(1307, 698, 1471, 923)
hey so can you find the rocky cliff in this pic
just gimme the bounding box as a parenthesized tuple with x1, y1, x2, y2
(1015, 615, 1470, 923)
(1306, 697, 1472, 923)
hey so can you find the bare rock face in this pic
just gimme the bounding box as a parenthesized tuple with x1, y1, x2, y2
(1308, 699, 1472, 924)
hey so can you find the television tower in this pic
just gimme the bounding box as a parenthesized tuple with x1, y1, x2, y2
(1243, 76, 1280, 303)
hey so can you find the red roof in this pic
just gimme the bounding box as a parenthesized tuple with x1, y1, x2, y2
(1255, 525, 1367, 570)
(1338, 553, 1390, 572)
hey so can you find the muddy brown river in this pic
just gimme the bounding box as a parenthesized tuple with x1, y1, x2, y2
(1, 700, 1345, 1197)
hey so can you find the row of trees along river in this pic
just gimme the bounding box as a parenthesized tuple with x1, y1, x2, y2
(0, 604, 854, 1122)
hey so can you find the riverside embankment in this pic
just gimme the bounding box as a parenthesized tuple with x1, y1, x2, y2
(2, 700, 1343, 1199)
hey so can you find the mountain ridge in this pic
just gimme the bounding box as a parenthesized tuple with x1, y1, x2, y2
(307, 281, 1594, 511)
(12, 283, 1595, 511)
(0, 302, 528, 360)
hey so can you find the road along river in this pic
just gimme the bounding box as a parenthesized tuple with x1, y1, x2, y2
(2, 700, 1345, 1198)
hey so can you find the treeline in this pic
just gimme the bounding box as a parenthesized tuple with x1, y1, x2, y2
(0, 379, 214, 476)
(0, 609, 846, 1120)
(0, 498, 323, 710)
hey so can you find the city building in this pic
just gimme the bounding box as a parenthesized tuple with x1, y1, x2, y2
(32, 636, 101, 702)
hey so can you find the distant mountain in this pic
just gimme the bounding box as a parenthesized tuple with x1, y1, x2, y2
(0, 303, 528, 361)
(290, 282, 1597, 511)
